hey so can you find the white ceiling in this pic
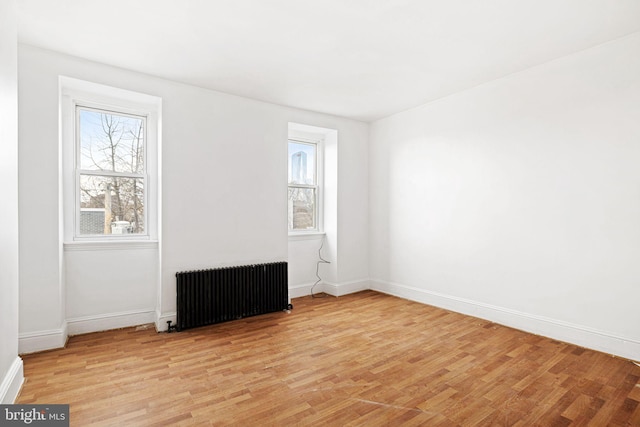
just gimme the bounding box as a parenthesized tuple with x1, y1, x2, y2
(17, 0, 640, 122)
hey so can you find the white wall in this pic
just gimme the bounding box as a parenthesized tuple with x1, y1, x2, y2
(0, 0, 23, 403)
(18, 45, 368, 348)
(64, 247, 159, 335)
(288, 237, 327, 297)
(369, 33, 640, 361)
(18, 48, 66, 353)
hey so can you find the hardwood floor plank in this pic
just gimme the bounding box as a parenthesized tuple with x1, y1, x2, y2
(17, 290, 640, 426)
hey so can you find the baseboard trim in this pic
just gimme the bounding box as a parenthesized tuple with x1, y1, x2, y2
(20, 309, 157, 354)
(323, 279, 370, 297)
(370, 279, 640, 362)
(288, 283, 317, 299)
(289, 279, 370, 299)
(67, 309, 156, 336)
(0, 357, 24, 404)
(19, 323, 68, 354)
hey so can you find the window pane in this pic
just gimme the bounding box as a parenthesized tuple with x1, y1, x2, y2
(288, 141, 315, 185)
(79, 175, 145, 235)
(79, 108, 145, 173)
(288, 187, 316, 230)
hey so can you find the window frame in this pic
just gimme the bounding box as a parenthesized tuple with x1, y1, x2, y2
(288, 134, 324, 235)
(60, 77, 160, 244)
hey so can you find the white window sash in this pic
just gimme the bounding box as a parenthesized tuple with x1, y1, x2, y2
(288, 137, 322, 233)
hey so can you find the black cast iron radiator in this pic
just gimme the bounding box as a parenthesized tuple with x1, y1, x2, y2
(175, 262, 290, 331)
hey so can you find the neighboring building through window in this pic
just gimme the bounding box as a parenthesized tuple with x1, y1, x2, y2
(288, 139, 319, 232)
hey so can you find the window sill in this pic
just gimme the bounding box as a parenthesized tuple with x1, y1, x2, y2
(64, 240, 159, 251)
(288, 232, 326, 241)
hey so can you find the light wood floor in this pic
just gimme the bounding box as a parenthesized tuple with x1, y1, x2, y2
(18, 291, 640, 426)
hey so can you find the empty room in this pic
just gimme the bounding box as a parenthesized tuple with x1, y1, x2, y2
(1, 0, 639, 425)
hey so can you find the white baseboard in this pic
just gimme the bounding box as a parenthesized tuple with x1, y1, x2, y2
(370, 279, 640, 362)
(0, 357, 24, 404)
(19, 310, 157, 354)
(289, 279, 370, 299)
(67, 309, 156, 336)
(18, 310, 156, 354)
(323, 279, 370, 297)
(288, 283, 317, 299)
(19, 323, 68, 354)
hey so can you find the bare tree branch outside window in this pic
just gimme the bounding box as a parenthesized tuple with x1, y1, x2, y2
(78, 108, 145, 235)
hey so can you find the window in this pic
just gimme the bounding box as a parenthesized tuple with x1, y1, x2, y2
(288, 138, 320, 232)
(61, 77, 160, 242)
(76, 107, 146, 236)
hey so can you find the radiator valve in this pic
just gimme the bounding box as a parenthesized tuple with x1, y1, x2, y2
(166, 320, 178, 333)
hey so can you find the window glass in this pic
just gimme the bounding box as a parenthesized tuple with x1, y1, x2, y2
(76, 107, 146, 236)
(288, 141, 315, 185)
(79, 109, 145, 173)
(288, 139, 318, 232)
(79, 175, 145, 235)
(288, 187, 316, 230)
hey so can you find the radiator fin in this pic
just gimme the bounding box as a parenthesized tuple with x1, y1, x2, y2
(176, 262, 288, 331)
